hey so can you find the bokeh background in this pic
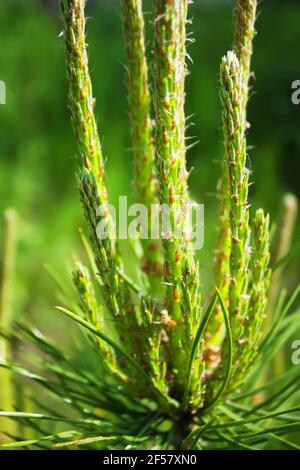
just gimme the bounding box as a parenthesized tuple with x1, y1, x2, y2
(0, 0, 299, 344)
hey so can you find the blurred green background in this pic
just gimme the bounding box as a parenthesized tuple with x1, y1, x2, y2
(0, 0, 299, 336)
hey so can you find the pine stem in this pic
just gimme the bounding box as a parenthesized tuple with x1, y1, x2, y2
(211, 1, 257, 346)
(60, 0, 141, 356)
(233, 0, 257, 110)
(121, 0, 162, 292)
(245, 209, 271, 366)
(220, 51, 251, 372)
(153, 0, 201, 401)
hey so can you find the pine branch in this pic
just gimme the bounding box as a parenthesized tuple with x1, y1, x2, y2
(220, 51, 251, 376)
(246, 210, 271, 359)
(60, 0, 142, 356)
(72, 263, 116, 363)
(153, 0, 202, 402)
(233, 0, 257, 111)
(121, 0, 162, 291)
(211, 1, 258, 345)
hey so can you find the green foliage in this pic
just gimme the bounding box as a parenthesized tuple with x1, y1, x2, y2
(0, 0, 300, 450)
(1, 286, 300, 449)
